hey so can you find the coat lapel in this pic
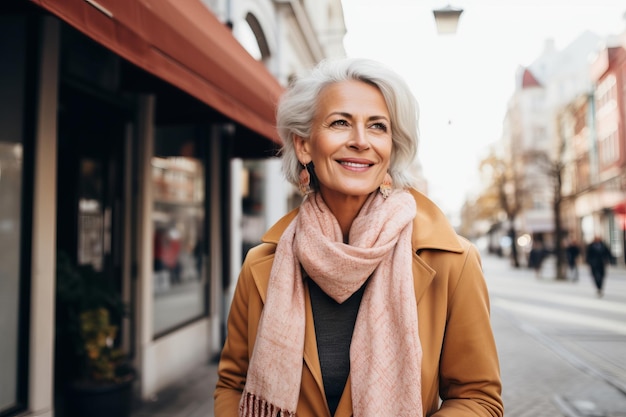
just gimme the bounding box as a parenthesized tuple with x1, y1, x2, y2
(249, 254, 328, 407)
(412, 251, 437, 302)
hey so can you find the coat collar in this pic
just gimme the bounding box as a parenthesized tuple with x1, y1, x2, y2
(261, 188, 464, 255)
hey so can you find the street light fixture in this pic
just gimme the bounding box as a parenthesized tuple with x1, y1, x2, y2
(432, 4, 463, 35)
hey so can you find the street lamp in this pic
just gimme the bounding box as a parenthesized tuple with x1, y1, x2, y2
(432, 4, 463, 35)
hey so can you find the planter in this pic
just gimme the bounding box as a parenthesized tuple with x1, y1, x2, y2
(65, 374, 135, 417)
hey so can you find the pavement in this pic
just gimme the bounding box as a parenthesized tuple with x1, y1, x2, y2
(131, 253, 626, 417)
(486, 254, 626, 417)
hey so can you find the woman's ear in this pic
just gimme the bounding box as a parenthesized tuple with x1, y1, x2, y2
(294, 135, 311, 164)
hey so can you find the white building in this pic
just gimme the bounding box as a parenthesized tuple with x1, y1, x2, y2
(501, 32, 604, 248)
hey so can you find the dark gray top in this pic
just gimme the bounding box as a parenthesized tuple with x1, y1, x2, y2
(308, 278, 366, 416)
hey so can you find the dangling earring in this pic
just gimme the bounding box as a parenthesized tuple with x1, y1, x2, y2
(379, 172, 393, 199)
(299, 163, 313, 196)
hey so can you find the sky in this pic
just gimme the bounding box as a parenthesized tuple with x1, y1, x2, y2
(340, 0, 626, 220)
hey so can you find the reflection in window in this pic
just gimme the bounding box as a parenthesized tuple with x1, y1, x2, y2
(77, 159, 104, 271)
(152, 156, 204, 290)
(0, 142, 23, 412)
(2, 18, 30, 413)
(152, 128, 206, 336)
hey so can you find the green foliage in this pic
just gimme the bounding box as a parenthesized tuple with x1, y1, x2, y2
(80, 308, 126, 382)
(56, 251, 131, 384)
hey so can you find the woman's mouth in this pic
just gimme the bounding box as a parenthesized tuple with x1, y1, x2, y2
(338, 161, 373, 168)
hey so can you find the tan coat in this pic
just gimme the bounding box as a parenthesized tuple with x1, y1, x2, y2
(215, 189, 503, 417)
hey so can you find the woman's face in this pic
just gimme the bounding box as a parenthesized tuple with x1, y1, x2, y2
(294, 80, 393, 205)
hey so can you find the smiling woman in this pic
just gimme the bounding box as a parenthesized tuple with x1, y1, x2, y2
(292, 80, 393, 236)
(214, 57, 503, 417)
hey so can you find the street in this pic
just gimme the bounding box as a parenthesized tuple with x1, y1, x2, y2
(485, 253, 626, 417)
(132, 252, 626, 417)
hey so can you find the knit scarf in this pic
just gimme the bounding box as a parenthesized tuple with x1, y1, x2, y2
(240, 190, 423, 417)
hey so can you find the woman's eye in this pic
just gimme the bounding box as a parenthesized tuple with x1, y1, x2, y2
(371, 122, 388, 132)
(330, 119, 349, 127)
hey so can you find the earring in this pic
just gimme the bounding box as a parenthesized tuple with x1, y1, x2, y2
(379, 172, 393, 199)
(299, 163, 313, 196)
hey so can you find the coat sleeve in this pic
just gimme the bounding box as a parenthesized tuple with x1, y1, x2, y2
(213, 251, 257, 417)
(433, 244, 504, 417)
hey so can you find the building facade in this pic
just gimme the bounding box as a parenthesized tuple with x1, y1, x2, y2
(576, 35, 626, 262)
(497, 31, 626, 262)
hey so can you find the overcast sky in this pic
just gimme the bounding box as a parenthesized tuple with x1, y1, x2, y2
(340, 0, 626, 220)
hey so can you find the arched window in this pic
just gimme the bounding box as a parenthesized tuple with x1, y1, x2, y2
(233, 12, 270, 62)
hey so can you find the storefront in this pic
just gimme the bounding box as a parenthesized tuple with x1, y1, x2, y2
(0, 0, 283, 416)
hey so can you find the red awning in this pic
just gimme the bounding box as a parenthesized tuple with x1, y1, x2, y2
(30, 0, 284, 145)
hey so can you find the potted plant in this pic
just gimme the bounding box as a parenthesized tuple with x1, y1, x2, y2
(55, 251, 135, 417)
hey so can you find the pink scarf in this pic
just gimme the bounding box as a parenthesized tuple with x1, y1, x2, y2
(240, 190, 423, 417)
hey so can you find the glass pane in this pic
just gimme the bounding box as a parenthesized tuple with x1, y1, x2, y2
(152, 127, 206, 336)
(77, 158, 104, 271)
(0, 142, 23, 411)
(0, 15, 27, 413)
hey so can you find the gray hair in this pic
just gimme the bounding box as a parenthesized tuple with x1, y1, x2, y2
(277, 57, 420, 191)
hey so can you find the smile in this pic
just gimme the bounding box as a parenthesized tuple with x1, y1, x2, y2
(339, 161, 372, 168)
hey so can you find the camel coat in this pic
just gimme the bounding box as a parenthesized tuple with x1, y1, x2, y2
(214, 189, 503, 417)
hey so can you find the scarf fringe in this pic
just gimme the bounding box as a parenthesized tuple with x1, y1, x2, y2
(239, 391, 296, 417)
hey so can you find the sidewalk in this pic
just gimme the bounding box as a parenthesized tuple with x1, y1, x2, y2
(483, 254, 626, 417)
(131, 361, 219, 417)
(131, 255, 626, 417)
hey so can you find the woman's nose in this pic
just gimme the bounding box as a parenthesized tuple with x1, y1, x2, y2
(348, 126, 370, 150)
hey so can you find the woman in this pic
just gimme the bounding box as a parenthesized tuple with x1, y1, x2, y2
(214, 58, 503, 417)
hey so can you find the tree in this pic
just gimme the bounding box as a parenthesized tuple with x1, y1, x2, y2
(478, 150, 526, 268)
(458, 187, 500, 240)
(523, 129, 568, 280)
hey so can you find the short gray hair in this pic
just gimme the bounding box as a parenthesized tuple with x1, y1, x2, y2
(277, 57, 420, 191)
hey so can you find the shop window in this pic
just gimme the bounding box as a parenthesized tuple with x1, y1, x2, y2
(152, 125, 207, 336)
(0, 14, 30, 415)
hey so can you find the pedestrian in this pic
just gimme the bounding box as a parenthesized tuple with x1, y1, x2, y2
(214, 58, 503, 417)
(565, 239, 581, 281)
(528, 240, 546, 278)
(585, 236, 613, 297)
